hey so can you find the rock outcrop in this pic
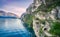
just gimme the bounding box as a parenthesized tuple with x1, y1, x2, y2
(22, 0, 60, 37)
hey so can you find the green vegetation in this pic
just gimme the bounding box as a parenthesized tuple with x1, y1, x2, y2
(33, 0, 60, 13)
(39, 26, 43, 34)
(23, 14, 36, 37)
(40, 20, 45, 23)
(23, 14, 34, 27)
(25, 0, 60, 25)
(39, 28, 43, 34)
(49, 21, 60, 37)
(23, 0, 60, 37)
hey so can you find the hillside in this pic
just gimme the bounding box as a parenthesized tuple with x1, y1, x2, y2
(0, 11, 18, 18)
(21, 0, 60, 37)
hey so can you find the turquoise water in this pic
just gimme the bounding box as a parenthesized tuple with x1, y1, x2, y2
(0, 18, 32, 37)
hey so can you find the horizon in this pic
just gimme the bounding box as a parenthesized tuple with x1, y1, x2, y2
(0, 0, 33, 17)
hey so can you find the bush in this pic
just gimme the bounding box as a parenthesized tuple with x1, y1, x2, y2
(50, 22, 60, 36)
(36, 0, 60, 12)
(23, 14, 34, 27)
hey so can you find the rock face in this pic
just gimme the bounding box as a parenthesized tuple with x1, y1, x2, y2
(20, 13, 27, 21)
(26, 0, 42, 14)
(0, 11, 18, 18)
(32, 8, 60, 37)
(32, 0, 60, 37)
(22, 0, 60, 37)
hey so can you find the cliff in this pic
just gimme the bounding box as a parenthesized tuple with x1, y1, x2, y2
(22, 0, 60, 37)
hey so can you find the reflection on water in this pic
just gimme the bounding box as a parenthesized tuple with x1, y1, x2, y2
(0, 18, 31, 37)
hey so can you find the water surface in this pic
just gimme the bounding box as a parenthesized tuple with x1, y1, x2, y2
(0, 18, 31, 37)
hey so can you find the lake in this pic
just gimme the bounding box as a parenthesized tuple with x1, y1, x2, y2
(0, 18, 33, 37)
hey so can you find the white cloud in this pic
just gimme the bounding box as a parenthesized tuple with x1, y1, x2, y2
(2, 5, 26, 17)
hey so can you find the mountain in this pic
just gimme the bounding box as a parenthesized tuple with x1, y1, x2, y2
(20, 13, 27, 21)
(22, 0, 60, 37)
(0, 10, 18, 18)
(0, 11, 6, 16)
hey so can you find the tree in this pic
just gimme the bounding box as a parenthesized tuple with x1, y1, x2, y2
(50, 22, 60, 37)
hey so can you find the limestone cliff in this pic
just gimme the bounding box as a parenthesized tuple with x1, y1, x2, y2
(22, 0, 60, 37)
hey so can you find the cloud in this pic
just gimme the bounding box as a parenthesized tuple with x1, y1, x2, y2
(2, 5, 26, 17)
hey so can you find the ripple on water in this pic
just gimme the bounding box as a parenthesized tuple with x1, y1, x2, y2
(0, 19, 32, 37)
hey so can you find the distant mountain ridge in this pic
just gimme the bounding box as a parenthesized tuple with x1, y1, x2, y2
(0, 10, 18, 18)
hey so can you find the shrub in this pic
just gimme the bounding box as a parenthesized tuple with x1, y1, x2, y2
(50, 22, 60, 37)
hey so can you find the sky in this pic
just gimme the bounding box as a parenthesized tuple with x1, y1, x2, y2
(0, 0, 33, 17)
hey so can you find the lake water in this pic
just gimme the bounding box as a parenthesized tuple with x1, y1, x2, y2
(0, 18, 32, 37)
